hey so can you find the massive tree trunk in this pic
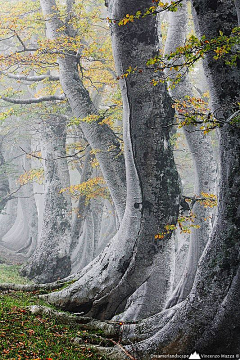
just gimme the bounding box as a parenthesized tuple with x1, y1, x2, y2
(21, 117, 72, 283)
(113, 1, 240, 357)
(115, 0, 217, 320)
(164, 0, 217, 308)
(40, 0, 126, 223)
(42, 0, 180, 320)
(112, 0, 217, 321)
(122, 117, 240, 358)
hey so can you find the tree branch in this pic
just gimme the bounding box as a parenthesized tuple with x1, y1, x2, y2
(0, 94, 66, 104)
(1, 72, 59, 82)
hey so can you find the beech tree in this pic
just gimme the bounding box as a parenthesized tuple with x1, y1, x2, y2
(111, 0, 240, 357)
(20, 115, 72, 283)
(43, 0, 240, 356)
(0, 0, 239, 358)
(0, 0, 125, 281)
(41, 0, 180, 320)
(164, 0, 217, 308)
(0, 135, 38, 257)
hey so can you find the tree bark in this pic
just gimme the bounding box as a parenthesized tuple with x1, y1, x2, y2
(117, 1, 240, 356)
(21, 117, 72, 283)
(70, 146, 92, 256)
(42, 0, 180, 320)
(40, 0, 126, 222)
(164, 0, 217, 308)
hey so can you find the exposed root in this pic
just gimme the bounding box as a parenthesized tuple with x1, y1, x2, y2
(76, 344, 130, 359)
(28, 305, 121, 337)
(28, 305, 135, 359)
(0, 277, 77, 292)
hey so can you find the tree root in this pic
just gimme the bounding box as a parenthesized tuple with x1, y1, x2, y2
(27, 305, 135, 359)
(28, 305, 121, 337)
(0, 277, 77, 292)
(75, 343, 131, 360)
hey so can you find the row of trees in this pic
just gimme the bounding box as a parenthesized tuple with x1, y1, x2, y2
(0, 0, 239, 357)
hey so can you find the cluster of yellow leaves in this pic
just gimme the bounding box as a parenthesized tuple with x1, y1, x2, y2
(117, 1, 181, 26)
(0, 53, 58, 73)
(90, 158, 100, 168)
(89, 148, 100, 167)
(90, 148, 101, 156)
(60, 177, 108, 203)
(118, 13, 136, 26)
(200, 192, 217, 208)
(69, 114, 100, 126)
(37, 36, 83, 55)
(177, 212, 201, 234)
(69, 110, 115, 130)
(116, 66, 139, 80)
(0, 0, 115, 89)
(173, 95, 219, 133)
(0, 0, 41, 35)
(0, 87, 21, 98)
(0, 0, 47, 71)
(155, 212, 200, 239)
(33, 82, 62, 98)
(0, 108, 15, 122)
(98, 116, 114, 127)
(18, 168, 44, 185)
(155, 193, 217, 239)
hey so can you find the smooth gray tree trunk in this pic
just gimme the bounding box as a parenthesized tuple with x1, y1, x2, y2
(164, 0, 217, 308)
(0, 136, 10, 213)
(0, 144, 19, 240)
(41, 0, 180, 320)
(1, 140, 38, 255)
(70, 146, 92, 256)
(117, 1, 240, 356)
(40, 0, 127, 223)
(21, 117, 72, 283)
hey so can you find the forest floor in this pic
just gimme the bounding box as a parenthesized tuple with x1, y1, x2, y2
(0, 263, 114, 360)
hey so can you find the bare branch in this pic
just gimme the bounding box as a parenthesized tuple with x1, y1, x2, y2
(0, 185, 22, 211)
(19, 146, 45, 161)
(0, 94, 66, 104)
(13, 31, 28, 51)
(1, 72, 59, 82)
(19, 144, 89, 161)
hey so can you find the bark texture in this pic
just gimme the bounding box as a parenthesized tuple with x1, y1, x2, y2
(118, 1, 240, 357)
(164, 0, 217, 308)
(21, 117, 72, 283)
(70, 146, 92, 257)
(42, 0, 180, 320)
(40, 0, 126, 222)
